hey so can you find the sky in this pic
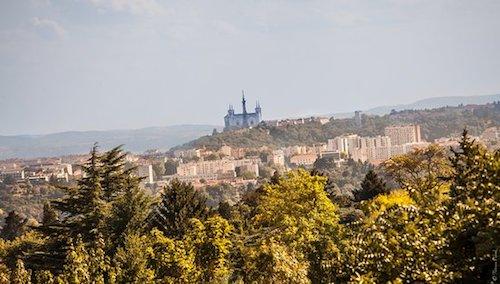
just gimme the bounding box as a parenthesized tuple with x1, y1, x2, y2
(1, 0, 500, 135)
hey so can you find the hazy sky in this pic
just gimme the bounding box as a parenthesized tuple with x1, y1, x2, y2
(1, 0, 500, 135)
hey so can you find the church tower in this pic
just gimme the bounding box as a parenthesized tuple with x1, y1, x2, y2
(223, 91, 262, 131)
(242, 91, 248, 114)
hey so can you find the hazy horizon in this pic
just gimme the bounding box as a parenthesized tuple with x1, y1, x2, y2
(2, 1, 500, 135)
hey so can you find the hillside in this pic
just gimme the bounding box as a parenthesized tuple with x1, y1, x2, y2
(330, 94, 500, 118)
(174, 102, 500, 150)
(0, 125, 221, 159)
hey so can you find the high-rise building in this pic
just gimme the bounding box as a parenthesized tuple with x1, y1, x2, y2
(384, 125, 422, 146)
(327, 134, 360, 155)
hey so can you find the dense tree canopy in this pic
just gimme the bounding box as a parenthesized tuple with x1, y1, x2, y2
(0, 132, 498, 283)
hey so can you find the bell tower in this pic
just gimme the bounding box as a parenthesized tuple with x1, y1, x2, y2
(241, 90, 247, 115)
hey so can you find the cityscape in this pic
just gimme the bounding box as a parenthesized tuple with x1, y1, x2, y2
(1, 1, 499, 283)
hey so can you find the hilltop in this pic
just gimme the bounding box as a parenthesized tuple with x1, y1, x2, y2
(330, 93, 500, 118)
(174, 102, 500, 151)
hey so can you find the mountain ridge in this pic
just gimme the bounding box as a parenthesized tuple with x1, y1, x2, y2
(1, 94, 499, 159)
(330, 94, 500, 118)
(0, 124, 221, 160)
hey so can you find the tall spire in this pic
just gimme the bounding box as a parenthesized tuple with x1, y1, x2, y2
(242, 90, 247, 114)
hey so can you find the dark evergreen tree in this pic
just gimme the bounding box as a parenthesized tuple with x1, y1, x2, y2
(1, 211, 26, 240)
(29, 145, 149, 272)
(41, 202, 58, 226)
(446, 129, 500, 282)
(270, 171, 281, 185)
(217, 201, 232, 220)
(149, 179, 208, 238)
(353, 170, 388, 202)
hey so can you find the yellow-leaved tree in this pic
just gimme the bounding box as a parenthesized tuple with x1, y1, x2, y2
(239, 169, 341, 283)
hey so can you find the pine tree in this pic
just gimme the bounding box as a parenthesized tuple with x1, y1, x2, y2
(446, 129, 500, 282)
(1, 211, 26, 240)
(105, 186, 155, 251)
(353, 170, 388, 202)
(149, 179, 208, 238)
(42, 202, 58, 226)
(30, 145, 149, 273)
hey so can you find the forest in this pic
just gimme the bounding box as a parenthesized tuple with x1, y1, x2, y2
(0, 130, 498, 283)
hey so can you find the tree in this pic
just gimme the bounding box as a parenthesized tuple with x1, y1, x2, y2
(313, 156, 337, 170)
(445, 130, 500, 282)
(382, 144, 452, 206)
(353, 170, 388, 202)
(164, 159, 178, 175)
(217, 201, 232, 220)
(31, 145, 148, 271)
(242, 170, 341, 282)
(149, 179, 208, 238)
(1, 211, 26, 241)
(340, 190, 453, 283)
(42, 202, 58, 226)
(152, 162, 166, 179)
(110, 234, 155, 283)
(105, 186, 155, 252)
(11, 259, 31, 284)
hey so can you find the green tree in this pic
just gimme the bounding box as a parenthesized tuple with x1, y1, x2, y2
(445, 130, 500, 282)
(149, 179, 208, 238)
(110, 233, 155, 284)
(164, 159, 178, 175)
(31, 145, 148, 272)
(353, 169, 388, 202)
(1, 211, 26, 241)
(41, 202, 58, 226)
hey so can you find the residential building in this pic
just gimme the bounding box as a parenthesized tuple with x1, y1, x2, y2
(290, 154, 318, 166)
(385, 125, 422, 145)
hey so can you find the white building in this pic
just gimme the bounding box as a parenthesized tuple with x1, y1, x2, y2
(385, 125, 422, 146)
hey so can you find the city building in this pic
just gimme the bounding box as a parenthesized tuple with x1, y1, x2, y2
(224, 92, 262, 131)
(385, 125, 422, 145)
(290, 154, 318, 166)
(219, 145, 232, 157)
(269, 150, 285, 166)
(327, 134, 360, 155)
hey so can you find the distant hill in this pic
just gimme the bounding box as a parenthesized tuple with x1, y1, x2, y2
(0, 125, 221, 159)
(175, 102, 500, 151)
(331, 94, 500, 118)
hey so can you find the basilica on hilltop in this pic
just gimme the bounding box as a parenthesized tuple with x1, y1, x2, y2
(224, 91, 262, 131)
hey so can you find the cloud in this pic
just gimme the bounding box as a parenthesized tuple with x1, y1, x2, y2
(31, 17, 67, 39)
(87, 0, 166, 16)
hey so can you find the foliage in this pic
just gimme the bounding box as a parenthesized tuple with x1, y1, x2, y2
(174, 103, 499, 151)
(382, 144, 452, 206)
(445, 130, 500, 282)
(1, 211, 26, 241)
(1, 133, 498, 283)
(149, 179, 208, 238)
(240, 170, 341, 282)
(353, 169, 388, 202)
